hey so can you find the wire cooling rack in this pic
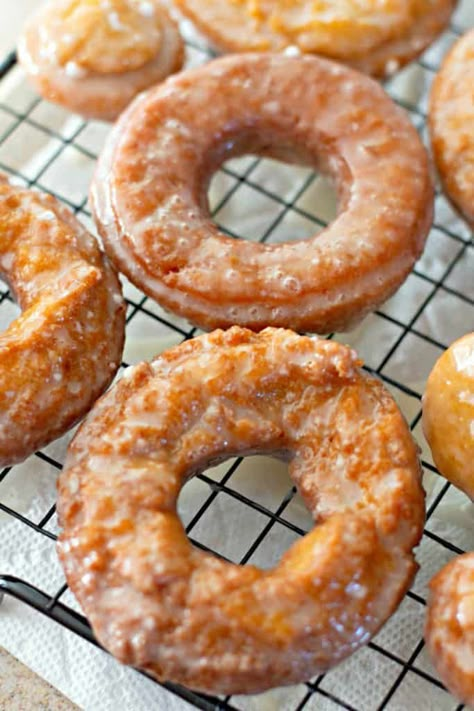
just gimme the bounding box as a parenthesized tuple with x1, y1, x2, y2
(0, 4, 473, 711)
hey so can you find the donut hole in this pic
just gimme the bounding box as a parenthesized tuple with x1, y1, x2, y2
(208, 156, 338, 244)
(0, 297, 20, 332)
(178, 454, 311, 568)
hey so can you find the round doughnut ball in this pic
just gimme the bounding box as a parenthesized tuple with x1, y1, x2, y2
(422, 332, 474, 500)
(174, 0, 456, 78)
(0, 175, 126, 465)
(426, 554, 474, 706)
(57, 327, 425, 694)
(430, 29, 474, 226)
(91, 53, 433, 335)
(18, 0, 184, 121)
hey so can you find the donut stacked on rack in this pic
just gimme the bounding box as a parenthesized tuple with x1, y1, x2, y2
(57, 326, 426, 694)
(18, 0, 184, 120)
(422, 29, 474, 707)
(423, 333, 474, 706)
(91, 51, 433, 333)
(0, 175, 126, 465)
(430, 28, 474, 228)
(174, 0, 456, 78)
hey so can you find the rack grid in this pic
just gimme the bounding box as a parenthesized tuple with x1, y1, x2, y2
(0, 4, 473, 710)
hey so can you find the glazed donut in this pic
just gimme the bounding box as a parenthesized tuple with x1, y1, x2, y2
(18, 0, 184, 121)
(430, 29, 474, 226)
(0, 175, 125, 466)
(426, 554, 474, 705)
(57, 327, 425, 694)
(422, 333, 474, 500)
(91, 53, 433, 334)
(174, 0, 455, 78)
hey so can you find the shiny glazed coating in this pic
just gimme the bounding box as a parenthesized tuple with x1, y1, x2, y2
(18, 0, 184, 121)
(430, 29, 474, 226)
(422, 333, 474, 500)
(57, 327, 425, 694)
(92, 53, 433, 334)
(174, 0, 455, 77)
(426, 554, 474, 705)
(0, 176, 126, 465)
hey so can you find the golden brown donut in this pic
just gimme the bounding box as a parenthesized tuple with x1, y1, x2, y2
(91, 53, 433, 334)
(426, 554, 474, 706)
(422, 333, 474, 500)
(18, 0, 184, 121)
(430, 29, 474, 226)
(57, 327, 425, 694)
(0, 175, 126, 465)
(174, 0, 456, 78)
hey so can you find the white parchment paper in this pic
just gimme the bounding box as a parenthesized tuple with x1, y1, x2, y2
(0, 2, 473, 710)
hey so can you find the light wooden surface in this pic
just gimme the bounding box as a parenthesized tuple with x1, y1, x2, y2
(0, 647, 79, 710)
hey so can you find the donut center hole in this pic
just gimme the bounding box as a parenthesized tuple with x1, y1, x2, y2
(0, 295, 20, 332)
(178, 454, 312, 569)
(208, 156, 338, 244)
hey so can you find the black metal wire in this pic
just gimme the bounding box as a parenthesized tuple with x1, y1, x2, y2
(0, 51, 16, 80)
(0, 19, 472, 711)
(0, 576, 229, 711)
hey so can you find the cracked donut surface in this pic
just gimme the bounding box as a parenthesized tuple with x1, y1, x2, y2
(430, 29, 474, 226)
(423, 332, 474, 501)
(423, 333, 474, 704)
(57, 327, 424, 694)
(18, 0, 184, 121)
(92, 53, 433, 334)
(0, 175, 126, 465)
(174, 0, 455, 77)
(426, 554, 474, 706)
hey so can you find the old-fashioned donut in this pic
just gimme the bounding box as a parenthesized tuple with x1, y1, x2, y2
(426, 554, 474, 706)
(430, 29, 474, 226)
(174, 0, 456, 78)
(57, 327, 424, 694)
(0, 175, 125, 465)
(424, 334, 474, 703)
(422, 332, 474, 500)
(18, 0, 184, 121)
(92, 53, 433, 334)
(91, 54, 432, 333)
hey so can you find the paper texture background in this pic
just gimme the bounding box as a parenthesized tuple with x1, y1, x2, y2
(0, 2, 473, 709)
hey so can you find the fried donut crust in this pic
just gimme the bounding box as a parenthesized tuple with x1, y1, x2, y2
(430, 29, 474, 226)
(57, 327, 424, 694)
(426, 554, 474, 705)
(18, 0, 184, 121)
(422, 333, 474, 500)
(0, 175, 126, 465)
(91, 53, 433, 335)
(174, 0, 456, 78)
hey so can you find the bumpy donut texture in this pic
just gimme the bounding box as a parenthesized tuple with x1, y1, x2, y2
(18, 0, 184, 121)
(422, 333, 474, 500)
(92, 53, 433, 334)
(175, 0, 455, 77)
(57, 327, 424, 694)
(430, 29, 474, 226)
(426, 554, 474, 705)
(0, 175, 125, 465)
